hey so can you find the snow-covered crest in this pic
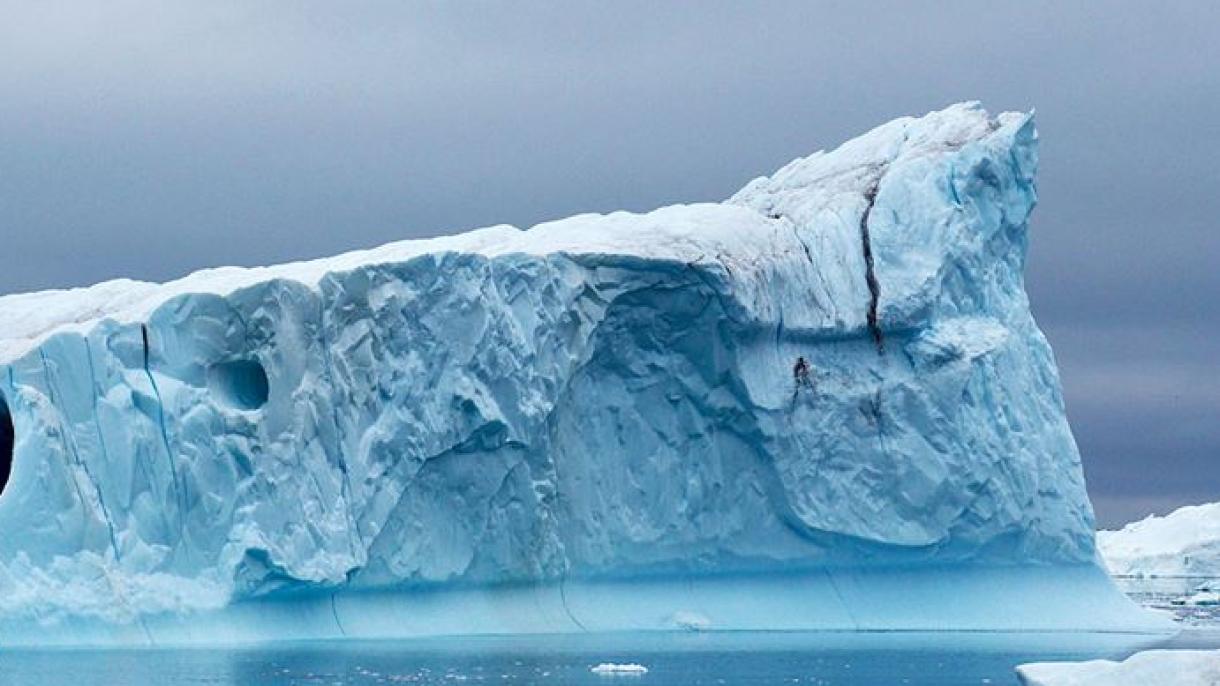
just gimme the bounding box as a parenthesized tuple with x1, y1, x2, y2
(0, 102, 1026, 363)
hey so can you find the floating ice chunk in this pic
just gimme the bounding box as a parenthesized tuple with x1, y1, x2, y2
(591, 663, 649, 675)
(1171, 589, 1220, 607)
(1016, 650, 1220, 686)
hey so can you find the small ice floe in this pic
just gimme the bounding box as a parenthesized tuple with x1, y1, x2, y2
(1170, 588, 1220, 607)
(590, 663, 649, 676)
(1190, 587, 1220, 606)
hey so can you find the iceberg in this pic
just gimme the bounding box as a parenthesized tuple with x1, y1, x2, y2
(1101, 503, 1220, 625)
(1016, 650, 1220, 686)
(1100, 502, 1220, 578)
(0, 103, 1167, 645)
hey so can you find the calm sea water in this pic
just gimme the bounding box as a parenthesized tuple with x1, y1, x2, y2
(1, 631, 1217, 686)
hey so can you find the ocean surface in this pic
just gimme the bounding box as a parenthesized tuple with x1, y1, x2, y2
(1, 630, 1217, 686)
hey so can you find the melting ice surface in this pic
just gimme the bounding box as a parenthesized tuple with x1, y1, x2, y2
(0, 103, 1169, 645)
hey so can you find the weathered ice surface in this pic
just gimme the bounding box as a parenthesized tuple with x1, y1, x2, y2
(0, 103, 1165, 644)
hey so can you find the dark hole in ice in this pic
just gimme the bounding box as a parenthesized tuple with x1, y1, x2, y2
(0, 391, 13, 495)
(207, 359, 270, 411)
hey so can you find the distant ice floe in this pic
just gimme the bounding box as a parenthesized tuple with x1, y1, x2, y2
(590, 663, 649, 675)
(1171, 587, 1219, 607)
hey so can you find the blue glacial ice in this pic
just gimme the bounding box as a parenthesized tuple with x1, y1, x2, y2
(0, 103, 1169, 644)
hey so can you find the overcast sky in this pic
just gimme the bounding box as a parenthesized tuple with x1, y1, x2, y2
(1, 2, 1216, 527)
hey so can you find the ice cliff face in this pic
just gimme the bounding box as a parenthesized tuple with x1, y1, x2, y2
(0, 103, 1144, 642)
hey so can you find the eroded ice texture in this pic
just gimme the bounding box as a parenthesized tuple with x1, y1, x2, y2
(0, 103, 1161, 643)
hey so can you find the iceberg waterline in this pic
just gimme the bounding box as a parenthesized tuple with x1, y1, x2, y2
(0, 103, 1166, 644)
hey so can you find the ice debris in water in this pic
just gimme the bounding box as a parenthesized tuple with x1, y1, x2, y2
(591, 663, 649, 675)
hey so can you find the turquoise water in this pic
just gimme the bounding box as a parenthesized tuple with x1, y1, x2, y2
(1, 632, 1216, 686)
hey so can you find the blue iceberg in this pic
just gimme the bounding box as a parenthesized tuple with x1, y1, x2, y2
(0, 103, 1167, 644)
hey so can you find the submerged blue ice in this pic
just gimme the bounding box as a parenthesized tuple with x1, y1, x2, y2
(0, 103, 1166, 644)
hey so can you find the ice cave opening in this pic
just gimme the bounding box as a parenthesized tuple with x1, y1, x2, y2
(0, 390, 13, 495)
(207, 359, 270, 411)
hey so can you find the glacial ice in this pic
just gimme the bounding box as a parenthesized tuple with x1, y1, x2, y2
(0, 103, 1167, 644)
(1100, 502, 1220, 578)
